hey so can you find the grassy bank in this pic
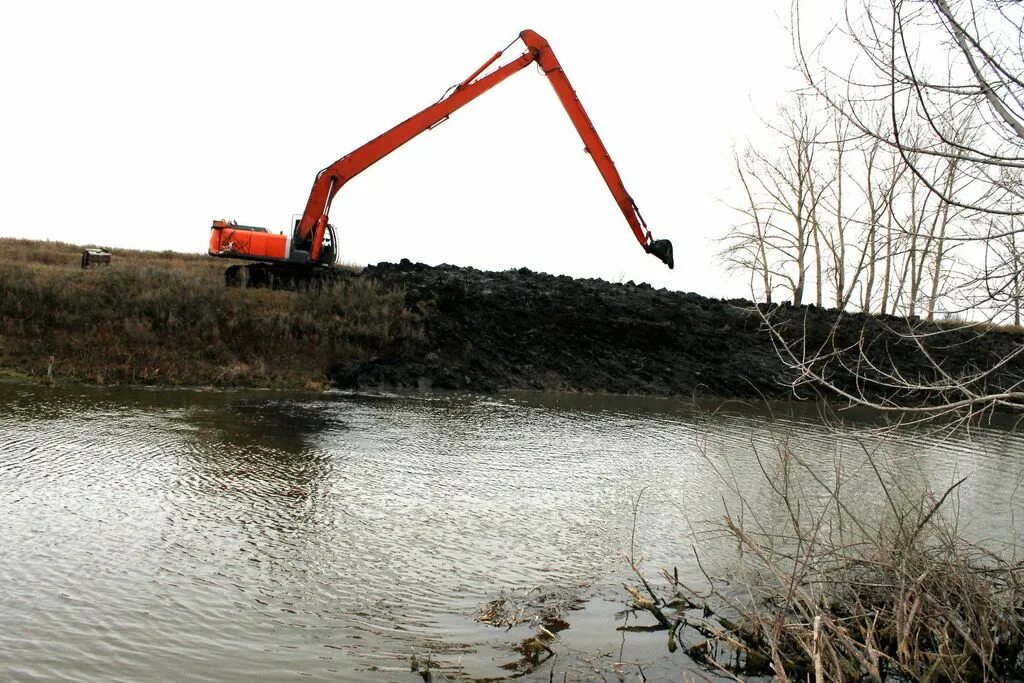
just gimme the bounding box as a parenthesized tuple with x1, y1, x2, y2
(0, 239, 423, 388)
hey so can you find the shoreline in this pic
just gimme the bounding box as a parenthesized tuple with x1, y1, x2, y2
(4, 239, 1024, 408)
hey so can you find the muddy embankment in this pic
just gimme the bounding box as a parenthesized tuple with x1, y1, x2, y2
(5, 236, 1022, 401)
(337, 260, 1024, 404)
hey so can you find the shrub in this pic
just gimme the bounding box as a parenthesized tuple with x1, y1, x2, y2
(0, 238, 423, 387)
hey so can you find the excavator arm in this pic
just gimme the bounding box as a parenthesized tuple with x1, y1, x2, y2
(293, 39, 539, 264)
(210, 29, 673, 272)
(518, 30, 673, 268)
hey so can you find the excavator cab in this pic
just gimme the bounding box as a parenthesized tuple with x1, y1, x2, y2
(318, 223, 339, 266)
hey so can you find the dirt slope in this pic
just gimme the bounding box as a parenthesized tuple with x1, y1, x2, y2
(334, 260, 1024, 402)
(331, 259, 1024, 403)
(7, 236, 1021, 401)
(334, 260, 779, 396)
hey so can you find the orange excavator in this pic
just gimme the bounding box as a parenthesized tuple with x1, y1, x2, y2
(209, 29, 673, 286)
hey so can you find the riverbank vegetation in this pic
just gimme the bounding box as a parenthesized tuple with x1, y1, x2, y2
(6, 238, 1024, 401)
(657, 4, 1024, 676)
(0, 238, 423, 388)
(722, 0, 1024, 420)
(626, 437, 1024, 682)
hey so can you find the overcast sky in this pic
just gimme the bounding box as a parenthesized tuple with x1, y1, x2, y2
(1, 1, 807, 296)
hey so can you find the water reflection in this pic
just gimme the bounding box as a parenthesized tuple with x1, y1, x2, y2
(175, 396, 337, 514)
(0, 384, 1022, 681)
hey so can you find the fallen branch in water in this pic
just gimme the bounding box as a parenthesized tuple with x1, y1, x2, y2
(625, 437, 1024, 681)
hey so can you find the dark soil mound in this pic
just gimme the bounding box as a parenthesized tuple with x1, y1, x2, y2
(333, 260, 1024, 402)
(334, 260, 779, 396)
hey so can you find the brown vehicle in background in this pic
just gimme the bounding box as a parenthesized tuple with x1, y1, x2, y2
(81, 248, 111, 269)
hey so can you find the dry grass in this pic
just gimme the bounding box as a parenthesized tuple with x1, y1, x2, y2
(931, 315, 1024, 336)
(0, 238, 423, 387)
(626, 440, 1024, 681)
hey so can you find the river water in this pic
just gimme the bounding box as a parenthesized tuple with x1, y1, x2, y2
(1, 384, 1021, 681)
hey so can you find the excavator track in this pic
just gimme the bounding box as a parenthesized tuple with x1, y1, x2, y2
(224, 263, 351, 290)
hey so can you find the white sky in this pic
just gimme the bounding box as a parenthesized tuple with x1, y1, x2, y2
(0, 1, 806, 296)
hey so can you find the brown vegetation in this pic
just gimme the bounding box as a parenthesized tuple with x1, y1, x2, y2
(626, 441, 1024, 681)
(0, 238, 423, 388)
(717, 0, 1024, 420)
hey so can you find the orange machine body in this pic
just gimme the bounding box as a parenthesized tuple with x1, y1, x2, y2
(209, 220, 290, 262)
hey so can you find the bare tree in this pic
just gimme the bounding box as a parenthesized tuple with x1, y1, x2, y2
(974, 215, 1024, 325)
(823, 113, 853, 309)
(755, 98, 828, 305)
(723, 97, 831, 306)
(769, 0, 1024, 417)
(721, 150, 776, 303)
(794, 0, 1024, 217)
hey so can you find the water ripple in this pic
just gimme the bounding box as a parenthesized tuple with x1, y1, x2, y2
(1, 385, 1022, 681)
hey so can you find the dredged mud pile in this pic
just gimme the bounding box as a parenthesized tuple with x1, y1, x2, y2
(334, 260, 1024, 403)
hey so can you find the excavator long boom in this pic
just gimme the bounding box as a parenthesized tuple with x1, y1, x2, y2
(210, 29, 672, 273)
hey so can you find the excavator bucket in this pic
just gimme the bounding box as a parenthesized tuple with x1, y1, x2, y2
(648, 239, 674, 269)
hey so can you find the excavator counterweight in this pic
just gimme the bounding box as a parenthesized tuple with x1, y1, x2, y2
(210, 29, 673, 285)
